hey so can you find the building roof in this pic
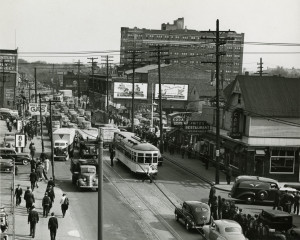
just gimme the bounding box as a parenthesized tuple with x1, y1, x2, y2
(225, 75, 300, 117)
(125, 64, 169, 75)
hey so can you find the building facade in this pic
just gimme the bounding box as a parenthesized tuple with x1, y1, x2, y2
(199, 75, 300, 182)
(0, 49, 18, 108)
(63, 71, 89, 97)
(120, 18, 244, 84)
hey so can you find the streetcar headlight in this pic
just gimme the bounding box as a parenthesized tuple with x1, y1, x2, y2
(83, 178, 87, 182)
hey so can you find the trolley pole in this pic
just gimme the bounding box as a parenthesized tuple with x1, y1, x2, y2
(98, 128, 103, 240)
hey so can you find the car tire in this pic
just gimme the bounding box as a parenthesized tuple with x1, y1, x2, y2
(258, 191, 268, 201)
(23, 159, 29, 165)
(245, 196, 254, 204)
(175, 212, 179, 221)
(185, 221, 191, 231)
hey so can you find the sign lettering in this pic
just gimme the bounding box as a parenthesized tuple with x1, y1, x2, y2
(28, 103, 48, 116)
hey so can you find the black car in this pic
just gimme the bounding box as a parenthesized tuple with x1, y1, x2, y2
(0, 147, 31, 165)
(229, 175, 280, 204)
(0, 157, 13, 172)
(258, 209, 293, 231)
(175, 201, 211, 231)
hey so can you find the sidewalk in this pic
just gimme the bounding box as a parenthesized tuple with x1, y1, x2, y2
(1, 123, 81, 239)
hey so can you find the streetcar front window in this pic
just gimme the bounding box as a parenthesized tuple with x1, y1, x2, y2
(145, 154, 152, 164)
(138, 153, 144, 163)
(132, 152, 137, 162)
(153, 153, 158, 163)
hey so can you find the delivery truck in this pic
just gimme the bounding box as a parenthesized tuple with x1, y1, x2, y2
(52, 128, 76, 161)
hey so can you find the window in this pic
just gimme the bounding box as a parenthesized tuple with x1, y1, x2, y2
(138, 153, 144, 163)
(145, 153, 152, 164)
(270, 150, 295, 173)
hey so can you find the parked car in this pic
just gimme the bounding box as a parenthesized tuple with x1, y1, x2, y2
(229, 175, 280, 204)
(288, 227, 300, 238)
(258, 209, 293, 231)
(0, 147, 31, 165)
(174, 201, 210, 231)
(203, 219, 247, 240)
(0, 157, 13, 172)
(284, 183, 300, 191)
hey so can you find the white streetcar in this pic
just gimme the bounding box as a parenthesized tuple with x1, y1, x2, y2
(114, 131, 159, 174)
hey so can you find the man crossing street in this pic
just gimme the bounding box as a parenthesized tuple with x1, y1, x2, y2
(42, 193, 51, 217)
(28, 205, 39, 238)
(15, 184, 23, 206)
(48, 212, 58, 240)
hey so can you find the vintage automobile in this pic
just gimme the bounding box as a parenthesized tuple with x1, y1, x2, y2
(229, 175, 280, 204)
(0, 147, 31, 165)
(0, 157, 13, 173)
(203, 219, 248, 240)
(258, 209, 293, 231)
(70, 158, 98, 191)
(174, 201, 210, 231)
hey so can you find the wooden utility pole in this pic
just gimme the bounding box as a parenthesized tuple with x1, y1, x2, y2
(150, 45, 169, 154)
(255, 58, 267, 77)
(75, 60, 83, 98)
(101, 55, 113, 112)
(87, 57, 98, 107)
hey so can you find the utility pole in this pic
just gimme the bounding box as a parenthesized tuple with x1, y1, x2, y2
(98, 128, 103, 240)
(75, 60, 82, 98)
(201, 20, 234, 184)
(1, 59, 9, 108)
(101, 55, 113, 112)
(39, 93, 44, 153)
(34, 67, 38, 136)
(150, 45, 169, 154)
(255, 58, 266, 77)
(88, 57, 98, 108)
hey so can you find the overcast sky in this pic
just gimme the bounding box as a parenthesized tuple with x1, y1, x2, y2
(1, 0, 300, 71)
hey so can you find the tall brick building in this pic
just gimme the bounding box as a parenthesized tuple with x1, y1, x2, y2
(120, 18, 244, 85)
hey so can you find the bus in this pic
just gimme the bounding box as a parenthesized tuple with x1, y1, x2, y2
(114, 131, 159, 175)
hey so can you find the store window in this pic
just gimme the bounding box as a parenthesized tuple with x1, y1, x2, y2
(270, 150, 295, 173)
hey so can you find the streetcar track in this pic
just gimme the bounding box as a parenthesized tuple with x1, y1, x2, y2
(102, 158, 185, 240)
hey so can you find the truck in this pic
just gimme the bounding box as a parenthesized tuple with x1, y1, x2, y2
(70, 158, 98, 190)
(99, 125, 120, 148)
(77, 129, 99, 158)
(52, 128, 76, 161)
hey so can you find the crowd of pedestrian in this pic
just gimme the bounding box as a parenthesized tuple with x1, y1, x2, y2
(208, 185, 299, 240)
(14, 157, 70, 239)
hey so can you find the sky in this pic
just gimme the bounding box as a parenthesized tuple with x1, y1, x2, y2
(1, 0, 300, 72)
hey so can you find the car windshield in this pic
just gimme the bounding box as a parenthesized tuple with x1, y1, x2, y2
(55, 143, 65, 147)
(195, 207, 208, 212)
(81, 167, 96, 173)
(225, 227, 241, 233)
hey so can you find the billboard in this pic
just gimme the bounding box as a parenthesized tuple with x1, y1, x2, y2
(114, 82, 148, 99)
(155, 84, 188, 101)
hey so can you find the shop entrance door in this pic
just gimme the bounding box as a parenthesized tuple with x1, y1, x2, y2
(254, 155, 264, 176)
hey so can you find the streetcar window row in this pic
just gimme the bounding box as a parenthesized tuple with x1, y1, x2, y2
(115, 143, 158, 164)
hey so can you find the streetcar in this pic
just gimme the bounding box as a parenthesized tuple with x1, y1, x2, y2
(113, 131, 159, 174)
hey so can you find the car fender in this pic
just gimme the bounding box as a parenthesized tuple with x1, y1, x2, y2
(236, 191, 256, 199)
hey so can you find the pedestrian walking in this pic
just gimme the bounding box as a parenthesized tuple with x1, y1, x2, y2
(30, 158, 36, 172)
(110, 149, 114, 167)
(48, 212, 58, 240)
(46, 185, 55, 205)
(180, 143, 186, 159)
(29, 169, 38, 191)
(208, 184, 216, 207)
(24, 189, 35, 214)
(15, 184, 23, 206)
(211, 195, 218, 220)
(226, 166, 232, 185)
(273, 189, 281, 210)
(35, 162, 44, 181)
(42, 193, 51, 217)
(28, 205, 39, 238)
(60, 193, 69, 218)
(44, 157, 50, 174)
(29, 142, 36, 160)
(217, 196, 223, 219)
(47, 177, 55, 189)
(142, 164, 155, 183)
(293, 191, 300, 215)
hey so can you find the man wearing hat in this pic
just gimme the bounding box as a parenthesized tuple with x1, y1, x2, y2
(28, 205, 39, 238)
(42, 192, 51, 217)
(15, 184, 23, 206)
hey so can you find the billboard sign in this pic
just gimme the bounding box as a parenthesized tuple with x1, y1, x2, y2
(15, 134, 25, 148)
(114, 82, 148, 99)
(28, 103, 48, 116)
(155, 84, 188, 101)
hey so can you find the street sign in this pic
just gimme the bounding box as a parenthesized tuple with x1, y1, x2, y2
(28, 103, 48, 116)
(183, 121, 210, 133)
(15, 134, 25, 148)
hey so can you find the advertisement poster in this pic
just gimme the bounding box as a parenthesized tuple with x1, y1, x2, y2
(114, 82, 148, 99)
(155, 84, 188, 101)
